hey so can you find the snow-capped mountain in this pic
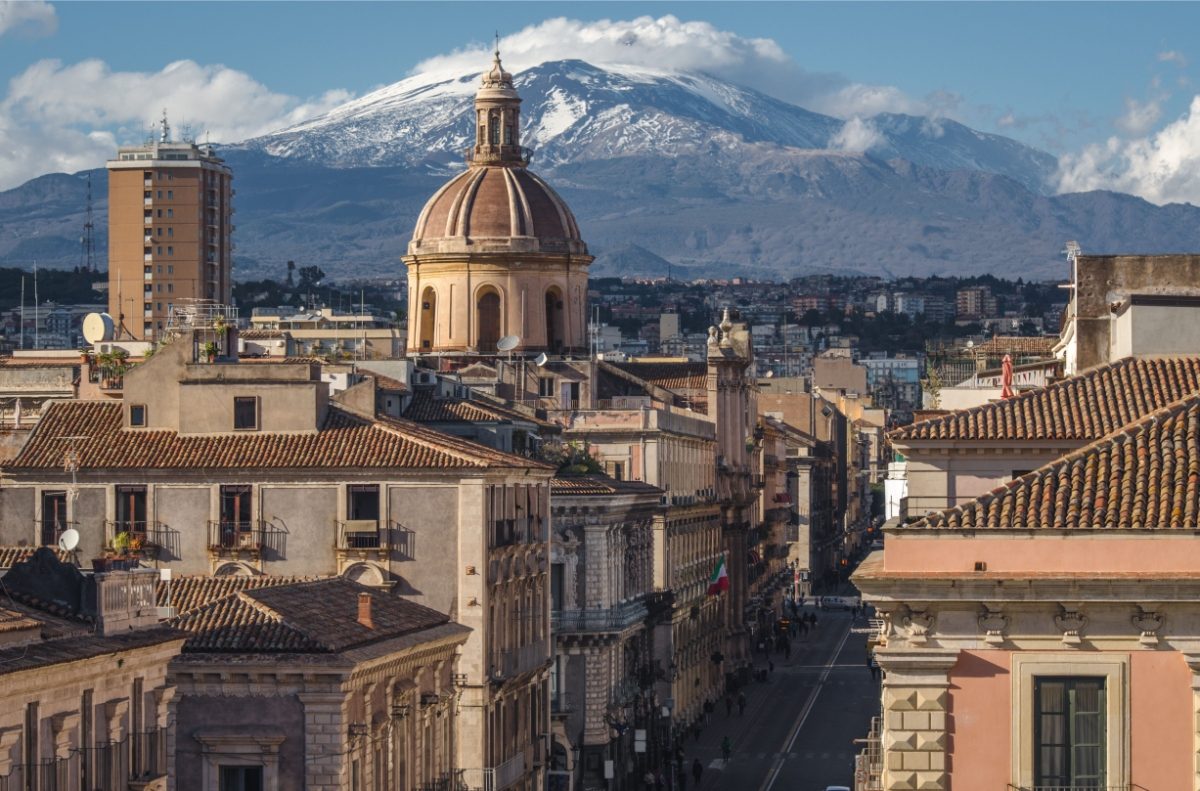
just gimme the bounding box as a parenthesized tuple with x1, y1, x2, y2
(243, 60, 1057, 193)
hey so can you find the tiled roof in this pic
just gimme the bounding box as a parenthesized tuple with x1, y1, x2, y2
(157, 574, 322, 616)
(0, 629, 182, 677)
(174, 578, 454, 653)
(891, 356, 1200, 442)
(551, 475, 663, 497)
(403, 390, 549, 427)
(911, 392, 1200, 529)
(0, 357, 79, 368)
(0, 546, 74, 569)
(5, 401, 549, 471)
(969, 336, 1057, 357)
(608, 361, 708, 391)
(370, 373, 408, 393)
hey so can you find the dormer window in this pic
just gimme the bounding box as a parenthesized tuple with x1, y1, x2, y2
(233, 397, 259, 431)
(129, 404, 146, 427)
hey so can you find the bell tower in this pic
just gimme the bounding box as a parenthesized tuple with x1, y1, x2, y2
(472, 45, 526, 166)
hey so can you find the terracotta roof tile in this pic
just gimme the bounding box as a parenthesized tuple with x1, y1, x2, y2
(968, 336, 1057, 357)
(892, 356, 1200, 442)
(174, 578, 453, 653)
(0, 546, 74, 569)
(551, 475, 663, 497)
(403, 390, 550, 427)
(157, 574, 322, 616)
(608, 362, 708, 392)
(910, 391, 1200, 529)
(5, 401, 549, 472)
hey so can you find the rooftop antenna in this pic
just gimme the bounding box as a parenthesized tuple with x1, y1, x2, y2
(81, 173, 95, 273)
(32, 262, 38, 350)
(159, 108, 170, 143)
(494, 30, 500, 57)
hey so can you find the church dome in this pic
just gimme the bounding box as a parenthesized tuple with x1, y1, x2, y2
(406, 47, 588, 259)
(409, 165, 587, 256)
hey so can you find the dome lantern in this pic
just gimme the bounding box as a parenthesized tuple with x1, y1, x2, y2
(471, 44, 526, 166)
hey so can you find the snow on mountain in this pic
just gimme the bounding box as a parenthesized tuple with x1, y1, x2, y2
(242, 60, 1056, 193)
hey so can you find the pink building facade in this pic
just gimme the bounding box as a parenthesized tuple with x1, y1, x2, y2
(857, 391, 1200, 790)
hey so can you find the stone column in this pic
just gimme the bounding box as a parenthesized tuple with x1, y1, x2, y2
(299, 691, 348, 789)
(583, 651, 611, 746)
(874, 648, 958, 791)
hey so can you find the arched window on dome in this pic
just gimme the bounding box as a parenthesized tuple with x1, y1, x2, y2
(489, 112, 500, 146)
(504, 124, 513, 146)
(476, 287, 502, 352)
(545, 287, 565, 351)
(419, 286, 436, 350)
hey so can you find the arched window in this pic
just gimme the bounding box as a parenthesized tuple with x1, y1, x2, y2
(419, 286, 436, 350)
(545, 287, 565, 351)
(476, 288, 502, 351)
(504, 125, 513, 145)
(489, 113, 500, 145)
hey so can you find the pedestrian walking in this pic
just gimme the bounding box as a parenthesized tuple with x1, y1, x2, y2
(737, 691, 746, 715)
(724, 694, 733, 716)
(703, 698, 713, 725)
(692, 758, 703, 785)
(721, 736, 733, 762)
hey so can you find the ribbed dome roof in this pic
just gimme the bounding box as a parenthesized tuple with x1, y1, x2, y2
(408, 165, 588, 257)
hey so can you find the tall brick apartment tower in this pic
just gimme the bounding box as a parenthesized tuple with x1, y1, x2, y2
(106, 114, 233, 340)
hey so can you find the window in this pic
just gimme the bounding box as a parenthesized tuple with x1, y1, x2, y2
(156, 209, 163, 218)
(1035, 677, 1106, 786)
(144, 191, 152, 200)
(347, 485, 380, 521)
(115, 485, 147, 535)
(167, 263, 174, 272)
(219, 766, 263, 791)
(143, 171, 152, 179)
(157, 246, 163, 255)
(538, 377, 555, 397)
(167, 227, 174, 237)
(157, 264, 163, 273)
(168, 284, 174, 293)
(233, 397, 259, 430)
(129, 404, 146, 427)
(167, 190, 173, 199)
(167, 208, 173, 218)
(156, 190, 162, 199)
(157, 227, 163, 236)
(41, 491, 68, 545)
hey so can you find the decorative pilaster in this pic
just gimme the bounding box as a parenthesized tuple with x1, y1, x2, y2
(299, 691, 348, 788)
(875, 647, 958, 791)
(1185, 654, 1200, 791)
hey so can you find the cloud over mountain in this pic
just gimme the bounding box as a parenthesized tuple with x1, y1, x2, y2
(0, 58, 352, 190)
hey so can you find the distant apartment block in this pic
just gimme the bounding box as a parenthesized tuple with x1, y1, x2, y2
(107, 116, 233, 340)
(955, 285, 997, 319)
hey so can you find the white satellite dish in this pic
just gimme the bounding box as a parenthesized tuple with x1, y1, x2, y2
(535, 352, 549, 367)
(58, 528, 80, 552)
(764, 370, 775, 378)
(496, 335, 520, 352)
(82, 313, 114, 345)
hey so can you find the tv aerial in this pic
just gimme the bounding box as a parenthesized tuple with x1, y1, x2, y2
(58, 529, 80, 552)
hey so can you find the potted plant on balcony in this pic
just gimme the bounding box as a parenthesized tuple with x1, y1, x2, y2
(96, 348, 130, 388)
(200, 340, 219, 363)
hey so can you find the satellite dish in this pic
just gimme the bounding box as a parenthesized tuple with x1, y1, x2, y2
(535, 352, 549, 367)
(496, 335, 520, 352)
(58, 528, 80, 552)
(764, 370, 775, 378)
(82, 313, 114, 344)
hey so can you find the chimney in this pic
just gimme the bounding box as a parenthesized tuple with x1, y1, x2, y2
(357, 592, 374, 629)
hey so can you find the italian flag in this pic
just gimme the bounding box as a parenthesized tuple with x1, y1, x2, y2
(707, 555, 730, 595)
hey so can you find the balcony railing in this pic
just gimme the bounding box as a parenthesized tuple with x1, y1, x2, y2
(336, 519, 388, 550)
(0, 753, 78, 791)
(852, 716, 882, 791)
(104, 520, 168, 555)
(552, 600, 648, 633)
(79, 737, 130, 791)
(551, 692, 575, 715)
(207, 520, 266, 552)
(461, 749, 529, 791)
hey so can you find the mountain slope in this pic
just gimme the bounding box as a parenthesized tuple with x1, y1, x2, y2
(244, 60, 1057, 193)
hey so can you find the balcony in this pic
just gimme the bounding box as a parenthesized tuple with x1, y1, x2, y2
(461, 749, 529, 791)
(207, 520, 266, 558)
(104, 520, 168, 558)
(552, 600, 648, 633)
(550, 692, 575, 715)
(852, 716, 882, 791)
(490, 641, 550, 681)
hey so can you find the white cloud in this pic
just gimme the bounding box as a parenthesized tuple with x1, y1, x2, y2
(1159, 50, 1188, 67)
(829, 117, 884, 153)
(0, 58, 352, 189)
(415, 15, 925, 119)
(0, 0, 55, 37)
(1114, 95, 1164, 136)
(1057, 95, 1200, 205)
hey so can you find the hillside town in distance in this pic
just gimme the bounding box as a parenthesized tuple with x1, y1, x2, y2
(6, 19, 1200, 791)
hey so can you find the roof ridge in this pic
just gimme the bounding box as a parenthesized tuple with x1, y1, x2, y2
(907, 388, 1200, 530)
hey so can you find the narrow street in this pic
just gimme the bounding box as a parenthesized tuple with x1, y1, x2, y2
(679, 604, 879, 791)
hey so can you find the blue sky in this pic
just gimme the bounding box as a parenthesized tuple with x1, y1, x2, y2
(3, 2, 1200, 201)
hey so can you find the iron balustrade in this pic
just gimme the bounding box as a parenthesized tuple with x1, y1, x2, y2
(104, 520, 168, 552)
(491, 642, 550, 679)
(207, 520, 266, 551)
(336, 519, 388, 550)
(552, 601, 649, 632)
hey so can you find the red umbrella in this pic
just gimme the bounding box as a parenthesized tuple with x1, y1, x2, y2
(1001, 353, 1015, 399)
